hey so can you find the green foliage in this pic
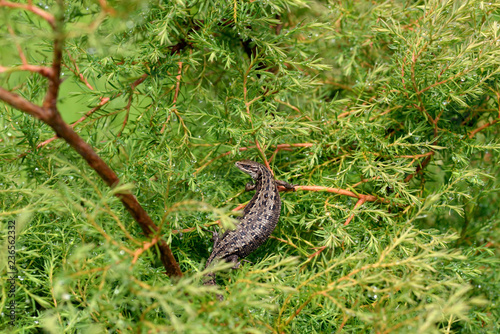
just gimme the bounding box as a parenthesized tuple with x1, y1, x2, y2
(1, 0, 499, 333)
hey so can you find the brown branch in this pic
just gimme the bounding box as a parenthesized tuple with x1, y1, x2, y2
(118, 94, 133, 137)
(11, 97, 111, 161)
(307, 245, 327, 259)
(8, 23, 27, 64)
(352, 176, 380, 189)
(117, 74, 148, 137)
(468, 118, 499, 138)
(0, 1, 56, 29)
(195, 143, 314, 175)
(194, 146, 253, 175)
(405, 45, 441, 182)
(417, 67, 474, 96)
(0, 1, 184, 278)
(71, 98, 111, 128)
(132, 236, 160, 264)
(403, 104, 440, 183)
(0, 88, 182, 277)
(291, 185, 389, 204)
(469, 91, 500, 138)
(337, 109, 357, 119)
(0, 87, 46, 119)
(0, 64, 53, 77)
(65, 50, 94, 90)
(268, 147, 282, 164)
(322, 80, 353, 92)
(161, 61, 183, 134)
(172, 181, 395, 239)
(243, 65, 251, 114)
(276, 143, 314, 149)
(269, 143, 315, 163)
(410, 48, 435, 124)
(131, 73, 148, 90)
(97, 0, 116, 15)
(232, 203, 246, 211)
(400, 56, 409, 98)
(0, 24, 54, 78)
(255, 139, 271, 171)
(270, 235, 300, 250)
(344, 198, 366, 226)
(397, 152, 434, 159)
(369, 105, 402, 121)
(42, 17, 63, 111)
(336, 313, 349, 334)
(404, 152, 434, 183)
(275, 98, 301, 113)
(283, 256, 414, 327)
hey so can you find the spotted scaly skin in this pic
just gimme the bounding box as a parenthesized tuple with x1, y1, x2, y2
(204, 160, 295, 298)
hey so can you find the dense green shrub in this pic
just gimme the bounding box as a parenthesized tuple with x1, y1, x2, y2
(0, 0, 498, 332)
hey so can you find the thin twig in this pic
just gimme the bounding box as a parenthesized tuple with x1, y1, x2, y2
(255, 140, 271, 171)
(344, 198, 366, 226)
(65, 50, 94, 90)
(468, 118, 499, 138)
(194, 143, 314, 175)
(0, 1, 56, 29)
(0, 87, 182, 277)
(404, 153, 434, 183)
(161, 61, 184, 134)
(292, 185, 390, 204)
(132, 237, 160, 264)
(0, 5, 182, 276)
(117, 74, 148, 137)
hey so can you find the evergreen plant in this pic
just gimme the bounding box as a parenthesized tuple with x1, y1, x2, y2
(0, 0, 498, 333)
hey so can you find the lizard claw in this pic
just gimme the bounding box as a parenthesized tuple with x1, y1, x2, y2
(275, 179, 296, 191)
(201, 227, 220, 244)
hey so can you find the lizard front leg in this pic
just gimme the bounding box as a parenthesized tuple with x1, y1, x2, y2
(245, 181, 256, 192)
(210, 230, 220, 249)
(202, 227, 221, 249)
(275, 179, 296, 191)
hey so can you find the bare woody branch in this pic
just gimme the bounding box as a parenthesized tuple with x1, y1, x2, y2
(0, 3, 182, 278)
(0, 88, 183, 277)
(469, 91, 500, 139)
(289, 185, 391, 204)
(0, 1, 56, 29)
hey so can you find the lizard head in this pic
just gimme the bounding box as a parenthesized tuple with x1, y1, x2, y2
(235, 160, 263, 179)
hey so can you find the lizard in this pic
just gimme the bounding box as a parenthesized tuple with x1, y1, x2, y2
(204, 160, 295, 300)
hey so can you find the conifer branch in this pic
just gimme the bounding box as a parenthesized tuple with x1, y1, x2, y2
(0, 3, 182, 278)
(0, 88, 182, 277)
(0, 1, 56, 29)
(1, 0, 497, 331)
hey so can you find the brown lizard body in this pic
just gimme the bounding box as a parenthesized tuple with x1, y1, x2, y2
(204, 160, 295, 299)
